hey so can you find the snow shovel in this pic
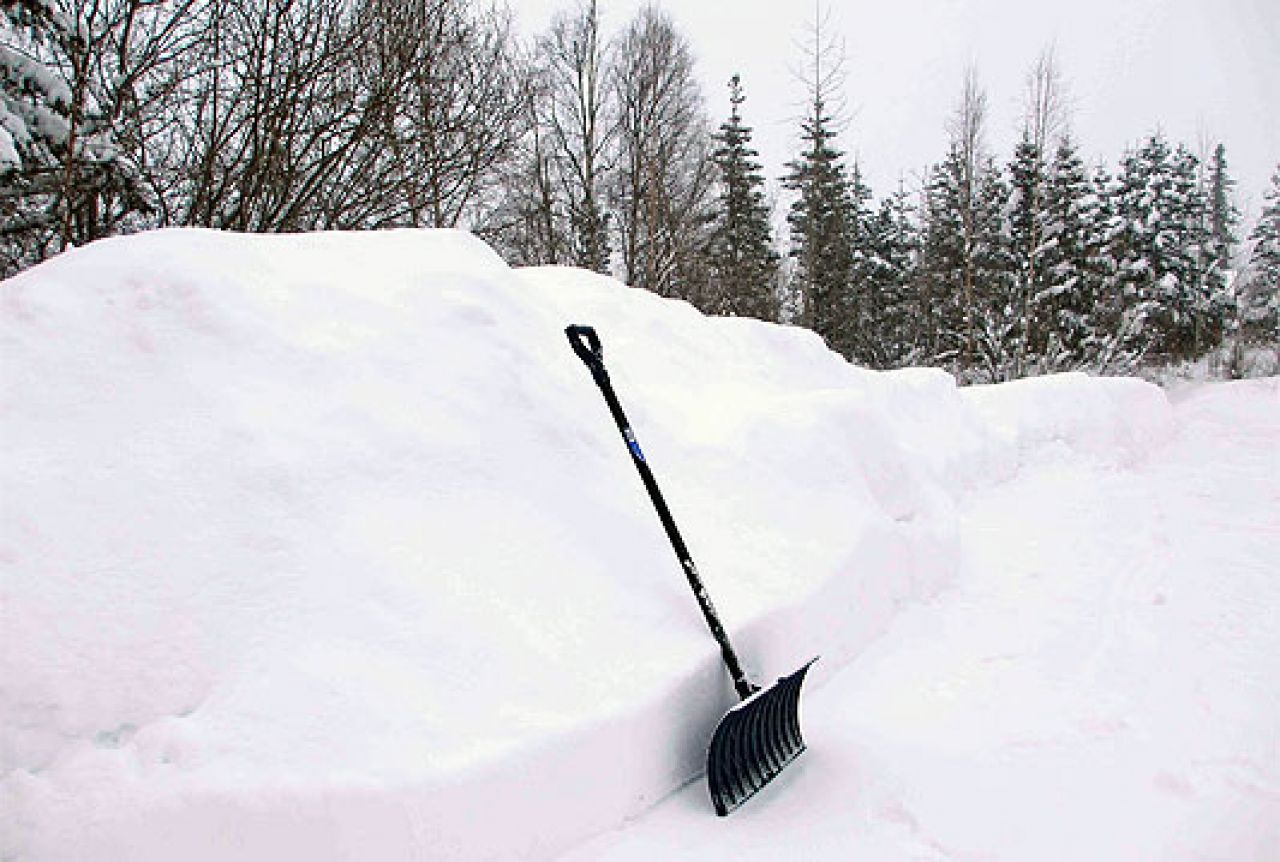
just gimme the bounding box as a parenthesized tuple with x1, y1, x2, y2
(566, 324, 816, 816)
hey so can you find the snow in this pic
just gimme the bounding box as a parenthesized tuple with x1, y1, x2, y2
(565, 378, 1280, 862)
(1, 228, 1276, 861)
(0, 123, 17, 169)
(1, 43, 72, 164)
(0, 45, 72, 110)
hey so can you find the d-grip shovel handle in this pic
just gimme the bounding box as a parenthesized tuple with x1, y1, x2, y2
(566, 324, 604, 372)
(565, 325, 759, 700)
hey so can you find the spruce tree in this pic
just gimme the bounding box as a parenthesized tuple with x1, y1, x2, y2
(1207, 143, 1240, 276)
(1008, 133, 1053, 365)
(784, 10, 858, 358)
(863, 185, 919, 367)
(1038, 135, 1097, 366)
(1113, 133, 1191, 360)
(1111, 134, 1231, 361)
(2, 1, 78, 271)
(919, 67, 1021, 380)
(920, 144, 1015, 380)
(843, 161, 882, 363)
(785, 101, 856, 356)
(1240, 166, 1280, 342)
(918, 149, 971, 364)
(708, 74, 780, 321)
(1171, 142, 1230, 356)
(1009, 46, 1069, 373)
(971, 159, 1019, 380)
(1088, 160, 1144, 370)
(1, 0, 157, 274)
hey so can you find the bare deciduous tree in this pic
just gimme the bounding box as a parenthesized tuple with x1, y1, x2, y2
(947, 64, 989, 366)
(172, 0, 526, 234)
(1023, 45, 1069, 161)
(357, 0, 527, 230)
(1011, 45, 1070, 370)
(484, 73, 569, 265)
(538, 0, 613, 271)
(487, 0, 613, 268)
(176, 0, 373, 230)
(609, 5, 715, 304)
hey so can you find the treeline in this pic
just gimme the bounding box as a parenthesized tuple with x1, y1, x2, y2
(3, 0, 1277, 378)
(779, 39, 1280, 379)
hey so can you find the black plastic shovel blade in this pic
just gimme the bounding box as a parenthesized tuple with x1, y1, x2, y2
(707, 658, 817, 816)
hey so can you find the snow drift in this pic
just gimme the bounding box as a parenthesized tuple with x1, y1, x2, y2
(0, 228, 1172, 861)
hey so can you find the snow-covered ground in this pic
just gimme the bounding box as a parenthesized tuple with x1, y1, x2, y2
(1, 229, 1276, 861)
(561, 378, 1280, 862)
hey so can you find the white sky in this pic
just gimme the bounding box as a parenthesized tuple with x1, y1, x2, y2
(512, 0, 1278, 225)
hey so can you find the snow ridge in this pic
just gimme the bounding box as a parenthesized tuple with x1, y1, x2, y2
(2, 229, 1174, 860)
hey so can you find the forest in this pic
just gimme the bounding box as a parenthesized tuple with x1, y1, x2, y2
(3, 0, 1278, 381)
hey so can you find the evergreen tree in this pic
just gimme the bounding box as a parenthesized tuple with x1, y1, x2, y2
(1207, 143, 1240, 276)
(1088, 160, 1146, 371)
(0, 0, 171, 274)
(1111, 138, 1156, 357)
(1007, 133, 1053, 366)
(1240, 166, 1280, 342)
(1111, 132, 1222, 360)
(919, 67, 1021, 380)
(707, 74, 779, 320)
(970, 158, 1019, 380)
(784, 100, 856, 355)
(1037, 134, 1097, 366)
(843, 161, 882, 362)
(862, 184, 920, 367)
(919, 144, 1015, 380)
(1, 0, 72, 271)
(918, 148, 970, 364)
(1171, 142, 1230, 356)
(784, 8, 858, 358)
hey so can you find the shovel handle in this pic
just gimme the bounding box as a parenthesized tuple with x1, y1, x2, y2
(565, 324, 759, 700)
(566, 324, 602, 363)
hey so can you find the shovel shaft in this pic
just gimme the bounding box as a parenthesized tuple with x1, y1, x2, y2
(566, 325, 758, 700)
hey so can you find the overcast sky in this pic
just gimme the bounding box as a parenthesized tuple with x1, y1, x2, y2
(512, 0, 1278, 225)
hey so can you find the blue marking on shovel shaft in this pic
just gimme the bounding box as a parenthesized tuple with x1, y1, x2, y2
(624, 429, 645, 462)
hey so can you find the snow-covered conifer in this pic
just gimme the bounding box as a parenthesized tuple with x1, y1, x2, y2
(1008, 134, 1053, 366)
(918, 148, 971, 364)
(1207, 143, 1240, 275)
(1239, 166, 1280, 342)
(862, 185, 920, 367)
(783, 7, 859, 358)
(1006, 46, 1069, 374)
(919, 74, 1016, 381)
(1111, 132, 1218, 360)
(708, 74, 780, 321)
(0, 0, 186, 275)
(1036, 135, 1097, 367)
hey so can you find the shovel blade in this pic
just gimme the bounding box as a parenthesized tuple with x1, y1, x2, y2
(707, 658, 817, 816)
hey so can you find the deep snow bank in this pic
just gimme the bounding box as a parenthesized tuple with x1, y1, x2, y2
(963, 372, 1174, 467)
(1, 229, 1171, 861)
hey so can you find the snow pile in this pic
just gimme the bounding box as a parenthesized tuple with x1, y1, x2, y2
(962, 371, 1174, 467)
(1, 229, 1172, 861)
(564, 378, 1280, 862)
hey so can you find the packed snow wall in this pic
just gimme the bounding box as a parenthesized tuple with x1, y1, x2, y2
(0, 229, 1172, 861)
